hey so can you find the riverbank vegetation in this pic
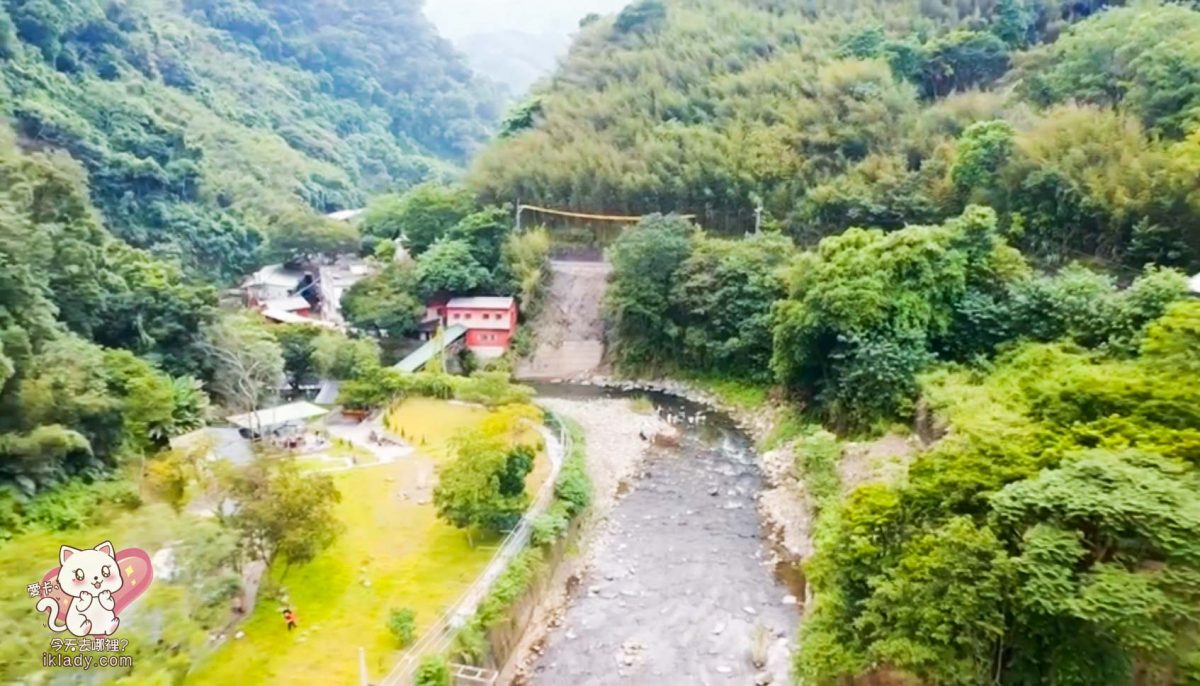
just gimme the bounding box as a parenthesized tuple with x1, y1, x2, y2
(448, 414, 591, 668)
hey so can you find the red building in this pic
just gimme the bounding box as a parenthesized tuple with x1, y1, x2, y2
(443, 296, 518, 359)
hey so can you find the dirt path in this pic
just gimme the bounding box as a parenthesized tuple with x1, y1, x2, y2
(516, 261, 611, 381)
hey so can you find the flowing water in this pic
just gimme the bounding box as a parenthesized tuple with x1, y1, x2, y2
(527, 385, 799, 685)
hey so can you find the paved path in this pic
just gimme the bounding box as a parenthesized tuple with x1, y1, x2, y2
(377, 420, 566, 685)
(323, 413, 413, 463)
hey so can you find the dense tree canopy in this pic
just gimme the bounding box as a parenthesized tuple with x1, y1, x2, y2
(433, 417, 539, 537)
(0, 124, 212, 493)
(364, 183, 477, 256)
(341, 262, 426, 339)
(416, 239, 492, 298)
(604, 214, 694, 370)
(0, 0, 498, 279)
(471, 0, 1200, 269)
(800, 318, 1200, 685)
(473, 6, 1200, 679)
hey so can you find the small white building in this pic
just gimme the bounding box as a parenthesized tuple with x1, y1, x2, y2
(326, 208, 366, 223)
(243, 264, 306, 305)
(1189, 273, 1200, 296)
(317, 257, 376, 325)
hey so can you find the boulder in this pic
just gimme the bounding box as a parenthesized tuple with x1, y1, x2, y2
(652, 425, 681, 447)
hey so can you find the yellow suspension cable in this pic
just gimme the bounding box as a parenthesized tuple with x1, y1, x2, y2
(517, 204, 695, 222)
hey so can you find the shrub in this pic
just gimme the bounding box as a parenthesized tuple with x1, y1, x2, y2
(387, 608, 416, 647)
(553, 421, 591, 516)
(510, 327, 534, 357)
(22, 479, 142, 531)
(414, 655, 451, 686)
(0, 486, 24, 539)
(531, 506, 570, 547)
(794, 431, 842, 506)
(453, 371, 534, 406)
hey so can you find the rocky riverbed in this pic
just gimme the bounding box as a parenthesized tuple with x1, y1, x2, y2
(518, 387, 799, 685)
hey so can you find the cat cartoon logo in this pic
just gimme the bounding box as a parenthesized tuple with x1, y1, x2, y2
(34, 542, 153, 637)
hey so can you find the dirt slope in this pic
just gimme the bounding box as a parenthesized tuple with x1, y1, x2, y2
(516, 260, 611, 380)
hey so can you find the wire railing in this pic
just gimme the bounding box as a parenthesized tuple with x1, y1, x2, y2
(375, 422, 567, 686)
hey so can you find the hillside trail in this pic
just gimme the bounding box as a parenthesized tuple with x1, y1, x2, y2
(516, 260, 611, 381)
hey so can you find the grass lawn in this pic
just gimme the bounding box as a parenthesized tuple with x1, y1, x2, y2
(184, 460, 500, 684)
(186, 398, 550, 685)
(386, 397, 490, 461)
(292, 442, 380, 474)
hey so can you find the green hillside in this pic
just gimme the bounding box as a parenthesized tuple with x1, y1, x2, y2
(0, 0, 499, 278)
(471, 0, 1200, 269)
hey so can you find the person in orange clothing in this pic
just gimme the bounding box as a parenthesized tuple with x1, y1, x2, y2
(282, 608, 298, 631)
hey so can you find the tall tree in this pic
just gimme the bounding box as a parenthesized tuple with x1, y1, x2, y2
(199, 313, 285, 416)
(366, 183, 477, 256)
(605, 214, 694, 370)
(217, 458, 342, 571)
(416, 239, 492, 296)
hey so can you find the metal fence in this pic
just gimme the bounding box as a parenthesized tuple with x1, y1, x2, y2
(374, 422, 568, 686)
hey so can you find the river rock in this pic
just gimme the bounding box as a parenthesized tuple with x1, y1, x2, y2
(712, 622, 726, 635)
(716, 665, 733, 674)
(755, 671, 774, 685)
(782, 594, 798, 605)
(653, 425, 681, 447)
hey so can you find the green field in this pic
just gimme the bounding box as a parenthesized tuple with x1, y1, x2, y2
(185, 461, 499, 684)
(0, 497, 200, 684)
(1, 399, 548, 685)
(187, 398, 547, 684)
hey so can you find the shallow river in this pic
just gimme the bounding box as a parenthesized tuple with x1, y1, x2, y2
(528, 385, 799, 685)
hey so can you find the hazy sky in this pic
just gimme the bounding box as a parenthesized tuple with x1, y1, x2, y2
(423, 0, 629, 94)
(423, 0, 629, 41)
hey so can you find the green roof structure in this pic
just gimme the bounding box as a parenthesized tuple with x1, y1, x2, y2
(394, 324, 468, 373)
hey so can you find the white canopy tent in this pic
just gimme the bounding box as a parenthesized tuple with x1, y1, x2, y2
(226, 401, 329, 432)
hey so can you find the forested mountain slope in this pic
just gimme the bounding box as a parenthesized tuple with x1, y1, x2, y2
(0, 0, 498, 279)
(471, 0, 1200, 269)
(0, 0, 501, 497)
(463, 1, 1200, 683)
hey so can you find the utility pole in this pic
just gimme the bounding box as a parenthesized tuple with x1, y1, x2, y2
(754, 203, 763, 234)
